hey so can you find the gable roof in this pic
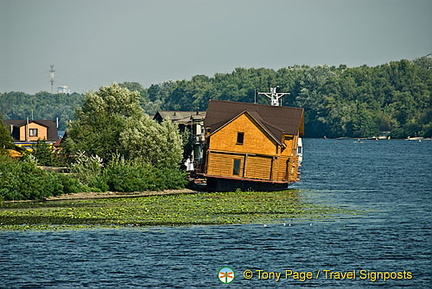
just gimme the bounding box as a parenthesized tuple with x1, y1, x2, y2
(204, 100, 304, 145)
(2, 119, 58, 141)
(153, 111, 206, 125)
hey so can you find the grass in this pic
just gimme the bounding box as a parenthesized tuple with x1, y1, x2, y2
(0, 190, 353, 230)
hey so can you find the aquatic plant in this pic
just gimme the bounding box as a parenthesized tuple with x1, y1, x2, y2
(0, 190, 353, 230)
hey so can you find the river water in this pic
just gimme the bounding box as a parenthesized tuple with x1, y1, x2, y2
(0, 139, 431, 288)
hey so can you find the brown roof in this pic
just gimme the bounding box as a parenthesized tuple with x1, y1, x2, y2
(153, 111, 206, 125)
(204, 100, 304, 145)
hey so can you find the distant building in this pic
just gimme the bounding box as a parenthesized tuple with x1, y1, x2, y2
(153, 110, 206, 170)
(1, 119, 59, 151)
(57, 85, 70, 94)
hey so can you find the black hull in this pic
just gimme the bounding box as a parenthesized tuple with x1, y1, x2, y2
(206, 176, 290, 192)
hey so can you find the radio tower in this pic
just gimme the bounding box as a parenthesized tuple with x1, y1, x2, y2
(49, 65, 55, 93)
(258, 86, 290, 106)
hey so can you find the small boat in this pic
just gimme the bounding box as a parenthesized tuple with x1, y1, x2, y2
(405, 136, 424, 141)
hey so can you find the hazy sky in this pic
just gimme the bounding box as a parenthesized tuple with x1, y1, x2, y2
(1, 0, 431, 94)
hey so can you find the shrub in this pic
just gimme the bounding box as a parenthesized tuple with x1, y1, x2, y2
(0, 152, 188, 200)
(55, 174, 85, 195)
(102, 157, 187, 192)
(0, 155, 49, 200)
(70, 151, 104, 185)
(0, 155, 84, 200)
(31, 139, 60, 166)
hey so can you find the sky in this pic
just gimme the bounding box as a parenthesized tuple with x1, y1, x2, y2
(1, 0, 431, 94)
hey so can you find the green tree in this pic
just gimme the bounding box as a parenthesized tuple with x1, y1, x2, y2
(120, 116, 183, 169)
(64, 83, 183, 167)
(0, 116, 13, 151)
(31, 139, 59, 166)
(64, 83, 143, 162)
(2, 58, 431, 139)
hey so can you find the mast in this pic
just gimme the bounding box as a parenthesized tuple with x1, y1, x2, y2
(49, 65, 55, 93)
(258, 86, 289, 106)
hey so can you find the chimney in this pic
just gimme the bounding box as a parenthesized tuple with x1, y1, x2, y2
(26, 117, 29, 141)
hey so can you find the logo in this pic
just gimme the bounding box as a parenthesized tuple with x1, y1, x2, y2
(218, 267, 235, 284)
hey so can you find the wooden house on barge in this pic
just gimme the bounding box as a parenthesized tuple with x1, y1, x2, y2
(202, 100, 304, 191)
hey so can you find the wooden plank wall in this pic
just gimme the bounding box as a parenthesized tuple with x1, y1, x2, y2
(245, 156, 272, 180)
(207, 151, 301, 182)
(207, 153, 243, 177)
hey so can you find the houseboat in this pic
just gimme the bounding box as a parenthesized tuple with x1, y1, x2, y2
(201, 99, 304, 191)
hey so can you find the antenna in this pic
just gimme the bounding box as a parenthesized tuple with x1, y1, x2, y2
(258, 86, 290, 106)
(49, 65, 55, 93)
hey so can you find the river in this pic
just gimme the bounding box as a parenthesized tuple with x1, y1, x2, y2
(1, 139, 431, 288)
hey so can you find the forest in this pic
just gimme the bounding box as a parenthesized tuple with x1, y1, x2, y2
(1, 57, 431, 138)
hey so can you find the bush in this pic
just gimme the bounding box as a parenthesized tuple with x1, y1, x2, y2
(31, 139, 60, 166)
(56, 174, 85, 195)
(0, 155, 50, 200)
(102, 158, 187, 192)
(70, 151, 104, 185)
(0, 153, 188, 200)
(0, 155, 85, 200)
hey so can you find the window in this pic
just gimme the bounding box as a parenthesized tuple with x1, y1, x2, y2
(29, 128, 38, 137)
(298, 146, 303, 155)
(236, 132, 244, 145)
(233, 159, 241, 176)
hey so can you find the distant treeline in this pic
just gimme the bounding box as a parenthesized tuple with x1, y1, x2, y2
(0, 91, 83, 131)
(1, 57, 431, 138)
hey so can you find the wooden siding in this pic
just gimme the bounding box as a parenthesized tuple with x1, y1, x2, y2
(206, 152, 244, 177)
(245, 156, 272, 180)
(209, 113, 277, 155)
(273, 156, 289, 181)
(206, 151, 300, 182)
(281, 134, 299, 157)
(18, 122, 48, 141)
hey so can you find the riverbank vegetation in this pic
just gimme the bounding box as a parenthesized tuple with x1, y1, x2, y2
(0, 154, 83, 201)
(0, 190, 353, 230)
(2, 57, 431, 138)
(0, 84, 187, 201)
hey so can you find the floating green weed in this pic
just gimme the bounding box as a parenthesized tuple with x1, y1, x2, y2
(0, 190, 354, 230)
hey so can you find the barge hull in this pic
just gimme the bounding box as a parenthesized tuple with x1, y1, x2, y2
(205, 176, 291, 192)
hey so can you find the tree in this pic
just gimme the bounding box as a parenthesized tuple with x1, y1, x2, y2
(63, 83, 183, 167)
(0, 115, 13, 151)
(120, 116, 183, 169)
(31, 139, 59, 166)
(64, 83, 143, 162)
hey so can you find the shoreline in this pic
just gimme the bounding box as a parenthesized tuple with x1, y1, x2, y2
(4, 188, 200, 203)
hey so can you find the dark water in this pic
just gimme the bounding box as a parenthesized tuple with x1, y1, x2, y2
(1, 139, 431, 288)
